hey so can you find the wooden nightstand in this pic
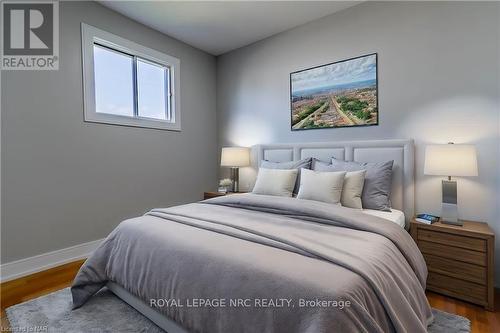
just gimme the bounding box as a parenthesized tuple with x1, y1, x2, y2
(203, 191, 247, 200)
(410, 218, 495, 310)
(203, 191, 228, 200)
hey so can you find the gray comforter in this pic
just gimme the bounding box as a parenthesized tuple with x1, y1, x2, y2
(72, 194, 433, 333)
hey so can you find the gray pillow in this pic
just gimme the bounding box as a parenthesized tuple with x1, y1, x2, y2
(314, 158, 394, 211)
(260, 158, 312, 194)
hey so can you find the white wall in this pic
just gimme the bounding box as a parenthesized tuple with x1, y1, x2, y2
(217, 2, 500, 284)
(1, 1, 218, 263)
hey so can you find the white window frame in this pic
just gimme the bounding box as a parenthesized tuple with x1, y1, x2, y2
(81, 23, 181, 131)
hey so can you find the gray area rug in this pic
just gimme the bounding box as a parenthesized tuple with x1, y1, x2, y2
(6, 288, 471, 333)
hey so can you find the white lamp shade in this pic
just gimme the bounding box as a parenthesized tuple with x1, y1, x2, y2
(220, 147, 250, 167)
(424, 144, 478, 177)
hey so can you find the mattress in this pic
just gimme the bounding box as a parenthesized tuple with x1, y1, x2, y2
(362, 208, 406, 228)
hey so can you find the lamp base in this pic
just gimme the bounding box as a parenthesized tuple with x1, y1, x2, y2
(230, 167, 239, 192)
(441, 179, 461, 226)
(441, 219, 464, 226)
(441, 203, 462, 225)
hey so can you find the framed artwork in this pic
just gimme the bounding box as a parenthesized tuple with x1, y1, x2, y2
(290, 53, 378, 130)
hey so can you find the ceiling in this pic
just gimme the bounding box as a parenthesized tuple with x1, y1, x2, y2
(98, 1, 361, 55)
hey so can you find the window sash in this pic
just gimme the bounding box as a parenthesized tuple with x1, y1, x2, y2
(93, 42, 172, 122)
(81, 23, 181, 131)
(136, 57, 172, 121)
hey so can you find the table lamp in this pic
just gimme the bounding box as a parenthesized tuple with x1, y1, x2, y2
(220, 147, 250, 192)
(424, 143, 478, 226)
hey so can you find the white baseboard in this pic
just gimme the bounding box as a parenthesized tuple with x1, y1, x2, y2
(0, 238, 104, 283)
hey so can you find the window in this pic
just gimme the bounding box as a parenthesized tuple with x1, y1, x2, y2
(82, 24, 180, 131)
(94, 45, 134, 118)
(136, 59, 170, 120)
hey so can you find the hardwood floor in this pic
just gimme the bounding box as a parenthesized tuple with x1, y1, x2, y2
(1, 259, 499, 332)
(427, 290, 500, 332)
(1, 259, 86, 330)
(0, 259, 86, 310)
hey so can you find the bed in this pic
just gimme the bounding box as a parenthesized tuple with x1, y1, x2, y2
(71, 139, 433, 333)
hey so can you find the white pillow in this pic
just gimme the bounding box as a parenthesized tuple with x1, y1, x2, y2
(252, 168, 298, 197)
(341, 170, 367, 209)
(297, 169, 346, 204)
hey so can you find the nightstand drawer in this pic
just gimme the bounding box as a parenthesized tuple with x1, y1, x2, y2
(419, 241, 486, 266)
(423, 253, 486, 285)
(427, 272, 486, 305)
(418, 229, 486, 252)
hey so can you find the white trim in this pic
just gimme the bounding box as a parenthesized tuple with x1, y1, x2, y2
(0, 238, 104, 282)
(81, 23, 181, 131)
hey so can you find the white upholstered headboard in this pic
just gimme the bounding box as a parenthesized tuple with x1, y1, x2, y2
(246, 139, 414, 225)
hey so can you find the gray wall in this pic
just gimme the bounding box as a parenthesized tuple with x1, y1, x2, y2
(217, 2, 500, 284)
(1, 1, 218, 262)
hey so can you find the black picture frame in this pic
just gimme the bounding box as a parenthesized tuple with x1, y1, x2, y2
(290, 53, 379, 131)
